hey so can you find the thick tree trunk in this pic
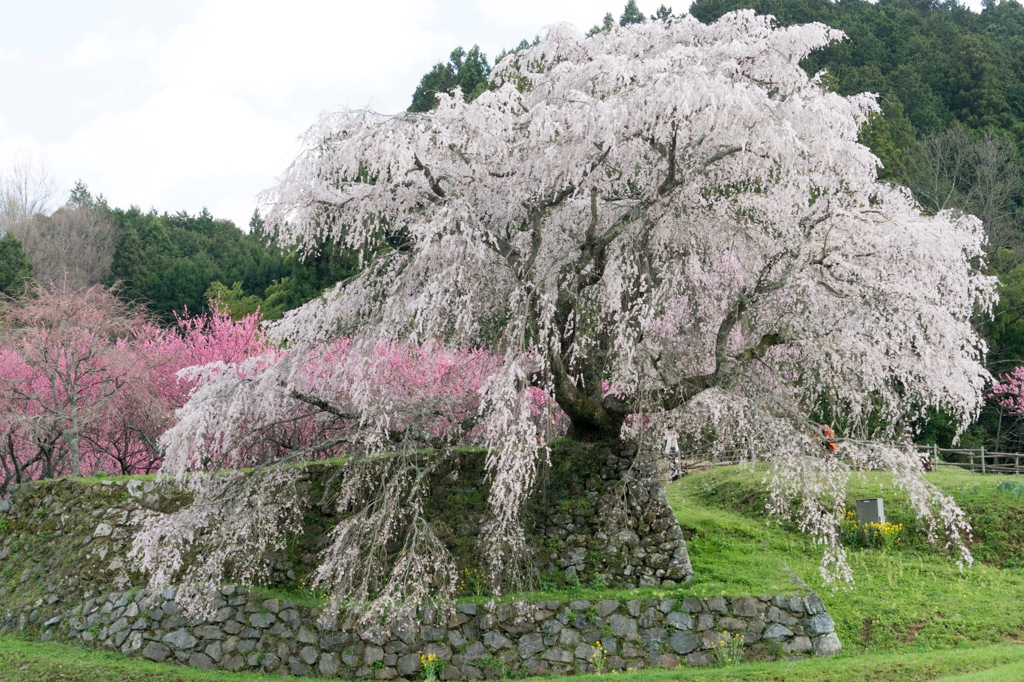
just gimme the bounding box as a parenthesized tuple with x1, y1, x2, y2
(551, 371, 626, 442)
(565, 417, 622, 443)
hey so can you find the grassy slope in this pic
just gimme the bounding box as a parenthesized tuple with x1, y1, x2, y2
(2, 465, 1023, 680)
(669, 466, 1024, 653)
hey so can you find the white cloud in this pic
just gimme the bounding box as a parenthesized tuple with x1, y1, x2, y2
(470, 0, 673, 40)
(0, 44, 24, 64)
(66, 25, 158, 69)
(472, 0, 617, 35)
(3, 0, 682, 230)
(50, 86, 298, 227)
(151, 0, 450, 115)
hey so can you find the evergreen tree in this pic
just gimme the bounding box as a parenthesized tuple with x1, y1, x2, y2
(589, 12, 615, 35)
(652, 5, 674, 21)
(67, 180, 93, 209)
(620, 0, 645, 25)
(0, 233, 33, 294)
(409, 46, 491, 113)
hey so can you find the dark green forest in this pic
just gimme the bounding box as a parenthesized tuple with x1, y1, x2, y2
(3, 0, 1023, 448)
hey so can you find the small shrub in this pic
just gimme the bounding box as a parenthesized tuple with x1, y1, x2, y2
(590, 640, 607, 674)
(996, 480, 1024, 499)
(420, 652, 445, 681)
(709, 630, 745, 666)
(567, 571, 582, 595)
(840, 510, 903, 550)
(457, 566, 487, 596)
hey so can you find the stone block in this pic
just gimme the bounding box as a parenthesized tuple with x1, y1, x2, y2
(639, 607, 661, 628)
(557, 628, 580, 647)
(680, 597, 704, 613)
(518, 632, 544, 658)
(542, 647, 573, 664)
(686, 650, 714, 666)
(813, 633, 843, 656)
(609, 614, 638, 640)
(705, 597, 727, 613)
(288, 658, 312, 676)
(141, 641, 171, 662)
(187, 652, 216, 670)
(461, 664, 484, 679)
(204, 641, 223, 662)
(483, 630, 513, 650)
(162, 629, 197, 650)
(805, 613, 835, 636)
(391, 652, 419, 677)
(249, 612, 275, 629)
(236, 639, 256, 654)
(299, 645, 318, 665)
(666, 611, 694, 630)
(221, 653, 245, 672)
(804, 595, 826, 615)
(763, 624, 794, 641)
(460, 641, 487, 662)
(732, 597, 763, 617)
(668, 631, 700, 655)
(784, 636, 813, 654)
(574, 642, 597, 660)
(525, 658, 549, 677)
(423, 643, 452, 660)
(448, 628, 467, 649)
(657, 653, 680, 668)
(364, 645, 385, 665)
(640, 627, 668, 653)
(193, 625, 224, 640)
(720, 617, 747, 632)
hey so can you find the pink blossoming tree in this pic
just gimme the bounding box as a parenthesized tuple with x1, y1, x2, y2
(0, 286, 269, 491)
(133, 12, 994, 622)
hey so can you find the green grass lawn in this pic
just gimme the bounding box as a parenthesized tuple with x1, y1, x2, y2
(2, 465, 1023, 680)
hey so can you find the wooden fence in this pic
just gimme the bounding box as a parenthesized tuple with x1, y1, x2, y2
(661, 445, 1024, 478)
(668, 445, 1024, 477)
(916, 444, 1024, 475)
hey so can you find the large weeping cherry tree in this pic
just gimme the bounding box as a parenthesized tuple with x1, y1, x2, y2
(133, 11, 995, 624)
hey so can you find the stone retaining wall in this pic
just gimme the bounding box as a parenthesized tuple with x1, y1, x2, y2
(0, 443, 692, 602)
(0, 446, 841, 678)
(17, 586, 839, 678)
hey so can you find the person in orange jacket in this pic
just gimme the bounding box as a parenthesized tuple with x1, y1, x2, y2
(819, 423, 838, 454)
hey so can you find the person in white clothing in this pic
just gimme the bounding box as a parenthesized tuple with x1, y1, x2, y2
(664, 427, 681, 479)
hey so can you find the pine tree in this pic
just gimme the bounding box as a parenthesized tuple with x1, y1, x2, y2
(620, 0, 645, 26)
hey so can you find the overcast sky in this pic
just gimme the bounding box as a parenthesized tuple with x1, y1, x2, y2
(0, 0, 980, 231)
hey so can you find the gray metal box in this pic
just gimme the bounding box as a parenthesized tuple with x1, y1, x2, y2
(856, 498, 885, 526)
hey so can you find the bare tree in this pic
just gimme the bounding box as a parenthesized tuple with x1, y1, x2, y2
(0, 150, 57, 233)
(905, 125, 1023, 252)
(7, 205, 116, 287)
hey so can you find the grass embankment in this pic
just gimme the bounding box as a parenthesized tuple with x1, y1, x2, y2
(671, 466, 1024, 653)
(3, 465, 1024, 680)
